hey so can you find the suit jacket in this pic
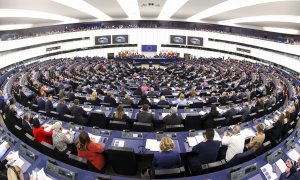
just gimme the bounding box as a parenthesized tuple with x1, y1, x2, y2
(152, 151, 181, 170)
(33, 126, 53, 144)
(56, 103, 70, 116)
(77, 142, 105, 170)
(240, 106, 250, 122)
(66, 92, 76, 101)
(225, 108, 237, 122)
(37, 98, 45, 110)
(230, 95, 239, 103)
(157, 100, 169, 106)
(163, 114, 181, 126)
(45, 100, 53, 114)
(70, 105, 88, 125)
(272, 120, 284, 140)
(218, 96, 228, 105)
(137, 111, 154, 123)
(22, 119, 33, 136)
(188, 140, 221, 172)
(207, 96, 217, 105)
(103, 96, 117, 106)
(205, 110, 219, 128)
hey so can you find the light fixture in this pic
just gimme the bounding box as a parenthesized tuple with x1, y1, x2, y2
(116, 0, 140, 19)
(187, 0, 288, 21)
(218, 15, 300, 25)
(263, 27, 299, 35)
(158, 0, 189, 20)
(0, 24, 33, 30)
(50, 0, 111, 20)
(0, 9, 78, 23)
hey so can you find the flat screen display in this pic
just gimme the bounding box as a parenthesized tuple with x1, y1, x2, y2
(112, 35, 128, 44)
(170, 35, 186, 44)
(95, 36, 111, 45)
(187, 36, 204, 46)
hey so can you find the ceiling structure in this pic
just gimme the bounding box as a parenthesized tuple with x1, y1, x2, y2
(0, 0, 299, 34)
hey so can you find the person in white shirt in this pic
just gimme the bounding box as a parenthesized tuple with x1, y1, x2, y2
(222, 125, 245, 161)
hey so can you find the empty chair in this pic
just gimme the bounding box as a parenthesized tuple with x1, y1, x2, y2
(132, 122, 154, 132)
(109, 121, 130, 131)
(90, 111, 108, 129)
(184, 114, 202, 130)
(165, 124, 184, 132)
(199, 160, 226, 175)
(31, 104, 39, 112)
(50, 111, 59, 119)
(63, 114, 75, 123)
(225, 149, 255, 168)
(154, 166, 185, 179)
(213, 117, 227, 127)
(41, 141, 56, 159)
(230, 115, 242, 125)
(67, 154, 88, 170)
(107, 146, 137, 175)
(24, 133, 43, 151)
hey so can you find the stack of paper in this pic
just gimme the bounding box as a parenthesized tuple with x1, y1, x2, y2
(8, 151, 25, 168)
(88, 133, 101, 143)
(187, 137, 198, 147)
(145, 139, 160, 151)
(37, 168, 53, 180)
(275, 159, 287, 173)
(287, 149, 300, 162)
(260, 163, 278, 180)
(240, 128, 256, 139)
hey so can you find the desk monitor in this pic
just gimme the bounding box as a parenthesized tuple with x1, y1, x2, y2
(92, 127, 100, 135)
(45, 159, 77, 180)
(68, 122, 83, 131)
(266, 148, 283, 163)
(96, 174, 111, 180)
(284, 138, 295, 151)
(230, 163, 257, 180)
(19, 144, 38, 162)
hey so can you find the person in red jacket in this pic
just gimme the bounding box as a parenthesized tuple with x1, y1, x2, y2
(32, 118, 53, 145)
(76, 131, 105, 171)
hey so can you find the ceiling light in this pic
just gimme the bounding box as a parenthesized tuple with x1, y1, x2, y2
(158, 0, 189, 20)
(0, 24, 33, 30)
(263, 27, 299, 35)
(218, 15, 300, 25)
(50, 0, 111, 20)
(116, 0, 140, 19)
(0, 9, 78, 23)
(187, 0, 288, 21)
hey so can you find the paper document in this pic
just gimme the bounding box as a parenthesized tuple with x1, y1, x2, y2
(260, 163, 278, 180)
(8, 151, 24, 168)
(199, 111, 206, 116)
(83, 107, 92, 112)
(287, 149, 300, 162)
(240, 128, 256, 139)
(195, 135, 204, 143)
(187, 137, 198, 147)
(161, 113, 169, 118)
(153, 99, 159, 103)
(113, 140, 125, 147)
(36, 168, 53, 180)
(275, 159, 286, 173)
(145, 139, 160, 151)
(88, 133, 101, 143)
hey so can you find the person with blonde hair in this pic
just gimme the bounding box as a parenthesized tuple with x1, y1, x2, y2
(90, 91, 101, 105)
(52, 121, 74, 153)
(152, 137, 181, 169)
(176, 93, 188, 106)
(113, 105, 130, 122)
(245, 123, 265, 152)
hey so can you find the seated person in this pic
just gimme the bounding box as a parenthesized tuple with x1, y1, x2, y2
(245, 123, 265, 152)
(240, 102, 250, 122)
(140, 83, 149, 92)
(204, 104, 219, 129)
(138, 94, 151, 106)
(121, 95, 134, 107)
(206, 93, 217, 105)
(137, 104, 154, 123)
(224, 103, 237, 124)
(66, 91, 76, 101)
(219, 92, 229, 105)
(229, 91, 238, 103)
(45, 94, 53, 114)
(188, 88, 197, 98)
(222, 125, 245, 161)
(0, 153, 26, 180)
(152, 137, 181, 169)
(163, 107, 181, 126)
(56, 98, 70, 117)
(176, 93, 188, 106)
(52, 121, 74, 153)
(113, 105, 130, 123)
(103, 92, 117, 107)
(160, 87, 172, 96)
(70, 99, 88, 125)
(157, 96, 169, 106)
(90, 91, 101, 105)
(22, 113, 33, 136)
(58, 88, 66, 99)
(188, 129, 221, 173)
(147, 87, 157, 97)
(271, 113, 285, 141)
(32, 118, 53, 144)
(77, 131, 105, 171)
(37, 96, 45, 110)
(279, 158, 300, 180)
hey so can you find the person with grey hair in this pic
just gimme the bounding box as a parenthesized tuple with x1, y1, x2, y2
(121, 94, 134, 107)
(163, 107, 181, 126)
(52, 121, 74, 153)
(157, 96, 169, 106)
(222, 125, 245, 161)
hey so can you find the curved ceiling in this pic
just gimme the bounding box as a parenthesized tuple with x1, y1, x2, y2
(0, 0, 299, 34)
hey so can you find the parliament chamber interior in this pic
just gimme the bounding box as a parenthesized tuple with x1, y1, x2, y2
(0, 1, 300, 180)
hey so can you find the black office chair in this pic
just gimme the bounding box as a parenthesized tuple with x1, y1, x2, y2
(53, 148, 69, 163)
(41, 141, 56, 159)
(67, 154, 88, 170)
(225, 149, 255, 168)
(50, 111, 59, 119)
(24, 133, 43, 152)
(107, 146, 137, 175)
(177, 104, 190, 109)
(63, 114, 75, 123)
(200, 160, 226, 175)
(164, 124, 184, 132)
(13, 125, 26, 142)
(90, 111, 108, 129)
(230, 114, 242, 125)
(31, 104, 39, 112)
(247, 113, 256, 122)
(213, 117, 227, 127)
(109, 121, 130, 131)
(154, 166, 185, 179)
(184, 114, 202, 130)
(132, 122, 154, 132)
(255, 141, 271, 156)
(156, 105, 170, 109)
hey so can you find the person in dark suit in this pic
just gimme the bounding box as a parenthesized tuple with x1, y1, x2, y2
(204, 104, 219, 128)
(66, 91, 76, 101)
(45, 95, 53, 114)
(22, 113, 33, 136)
(163, 107, 181, 126)
(240, 102, 250, 122)
(188, 129, 221, 173)
(121, 95, 134, 107)
(137, 104, 154, 123)
(70, 99, 88, 125)
(160, 87, 172, 96)
(157, 96, 169, 106)
(56, 98, 70, 117)
(207, 93, 218, 105)
(218, 92, 228, 105)
(147, 87, 157, 97)
(138, 94, 152, 106)
(271, 113, 284, 141)
(279, 158, 300, 180)
(103, 92, 117, 107)
(152, 137, 181, 170)
(229, 91, 239, 103)
(224, 103, 237, 124)
(37, 96, 45, 110)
